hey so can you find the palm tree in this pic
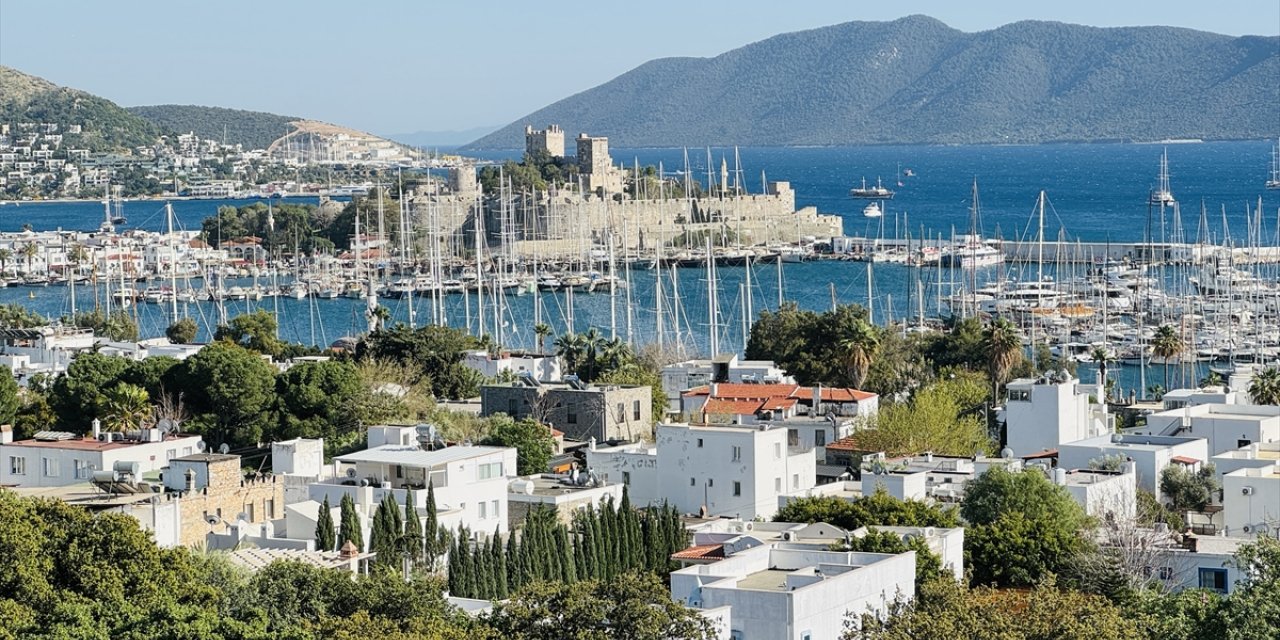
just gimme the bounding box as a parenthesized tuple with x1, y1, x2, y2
(102, 383, 152, 432)
(580, 328, 605, 381)
(599, 337, 631, 375)
(19, 242, 39, 276)
(67, 243, 89, 278)
(0, 248, 11, 276)
(984, 318, 1023, 401)
(1199, 371, 1224, 389)
(1151, 324, 1182, 392)
(838, 319, 880, 390)
(533, 323, 552, 354)
(1249, 367, 1280, 406)
(554, 332, 582, 374)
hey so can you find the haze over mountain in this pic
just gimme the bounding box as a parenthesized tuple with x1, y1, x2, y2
(385, 125, 503, 148)
(466, 16, 1280, 149)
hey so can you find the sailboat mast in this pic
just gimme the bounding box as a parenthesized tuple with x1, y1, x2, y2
(167, 202, 179, 323)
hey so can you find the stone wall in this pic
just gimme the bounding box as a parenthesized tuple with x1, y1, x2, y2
(480, 384, 653, 443)
(175, 458, 285, 547)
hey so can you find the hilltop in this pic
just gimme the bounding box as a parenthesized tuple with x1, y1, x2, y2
(127, 104, 298, 151)
(466, 16, 1280, 148)
(0, 66, 158, 151)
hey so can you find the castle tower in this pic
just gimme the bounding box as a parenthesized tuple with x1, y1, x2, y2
(525, 124, 565, 158)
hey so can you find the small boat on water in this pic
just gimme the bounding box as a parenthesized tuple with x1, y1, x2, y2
(1267, 138, 1280, 190)
(1148, 148, 1176, 206)
(850, 176, 894, 199)
(862, 202, 883, 218)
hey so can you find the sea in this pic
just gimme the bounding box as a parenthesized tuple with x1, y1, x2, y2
(2, 140, 1278, 394)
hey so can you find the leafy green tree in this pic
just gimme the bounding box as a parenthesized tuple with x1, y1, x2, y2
(1220, 536, 1280, 639)
(832, 528, 945, 587)
(166, 317, 199, 344)
(315, 495, 336, 552)
(66, 309, 139, 341)
(273, 359, 365, 447)
(215, 309, 284, 357)
(168, 341, 277, 448)
(487, 572, 717, 640)
(838, 318, 880, 390)
(339, 492, 364, 552)
(775, 489, 960, 530)
(961, 466, 1094, 587)
(848, 576, 1143, 640)
(847, 372, 992, 457)
(1160, 463, 1220, 513)
(921, 316, 988, 372)
(49, 352, 131, 428)
(0, 303, 46, 328)
(358, 324, 484, 400)
(120, 355, 180, 401)
(480, 414, 555, 476)
(1249, 367, 1280, 406)
(0, 365, 19, 426)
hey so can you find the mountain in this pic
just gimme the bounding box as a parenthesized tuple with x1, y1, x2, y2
(385, 125, 503, 148)
(0, 66, 158, 151)
(465, 16, 1280, 149)
(127, 105, 298, 151)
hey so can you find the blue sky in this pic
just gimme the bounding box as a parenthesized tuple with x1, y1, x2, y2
(1, 1, 1276, 135)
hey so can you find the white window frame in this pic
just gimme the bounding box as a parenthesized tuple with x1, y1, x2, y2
(8, 456, 25, 476)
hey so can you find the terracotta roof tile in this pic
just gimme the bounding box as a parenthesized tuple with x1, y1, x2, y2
(671, 544, 725, 560)
(1171, 455, 1200, 465)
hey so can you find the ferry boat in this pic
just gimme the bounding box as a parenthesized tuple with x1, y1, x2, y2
(849, 177, 894, 199)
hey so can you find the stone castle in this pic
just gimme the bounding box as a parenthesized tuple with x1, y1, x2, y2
(403, 125, 842, 258)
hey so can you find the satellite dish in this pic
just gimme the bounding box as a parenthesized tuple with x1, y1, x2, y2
(204, 515, 219, 526)
(235, 512, 248, 522)
(156, 419, 176, 434)
(346, 467, 358, 478)
(218, 443, 230, 455)
(196, 441, 207, 452)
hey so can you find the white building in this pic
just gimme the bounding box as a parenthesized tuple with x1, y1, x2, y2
(670, 539, 915, 640)
(662, 354, 795, 413)
(587, 422, 817, 520)
(463, 349, 561, 383)
(306, 426, 517, 534)
(1211, 441, 1280, 479)
(0, 326, 96, 385)
(1058, 434, 1210, 502)
(851, 452, 1024, 503)
(1054, 464, 1137, 522)
(1221, 463, 1280, 538)
(1, 427, 204, 488)
(1160, 387, 1238, 410)
(1143, 403, 1280, 457)
(1003, 373, 1111, 457)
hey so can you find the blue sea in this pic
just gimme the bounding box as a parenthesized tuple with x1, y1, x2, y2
(1, 141, 1277, 393)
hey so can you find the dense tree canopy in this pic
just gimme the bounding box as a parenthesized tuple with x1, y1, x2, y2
(169, 341, 278, 448)
(479, 414, 555, 476)
(774, 490, 960, 531)
(358, 324, 485, 400)
(846, 371, 992, 457)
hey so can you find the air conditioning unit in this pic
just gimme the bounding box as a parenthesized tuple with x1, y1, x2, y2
(1242, 525, 1253, 534)
(781, 531, 794, 541)
(1243, 486, 1255, 496)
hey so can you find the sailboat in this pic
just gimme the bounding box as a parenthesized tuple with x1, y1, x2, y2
(1267, 138, 1280, 190)
(849, 176, 894, 199)
(1148, 148, 1176, 206)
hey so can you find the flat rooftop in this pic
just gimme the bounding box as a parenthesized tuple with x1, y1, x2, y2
(336, 444, 508, 467)
(1064, 470, 1126, 486)
(3, 433, 200, 452)
(734, 568, 795, 592)
(510, 474, 613, 498)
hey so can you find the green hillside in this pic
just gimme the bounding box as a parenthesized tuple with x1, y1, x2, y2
(466, 16, 1280, 148)
(0, 66, 159, 151)
(128, 104, 299, 150)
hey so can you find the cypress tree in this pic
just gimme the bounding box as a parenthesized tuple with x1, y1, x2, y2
(424, 480, 439, 560)
(491, 529, 508, 599)
(447, 535, 463, 595)
(473, 537, 491, 599)
(314, 495, 336, 552)
(558, 525, 577, 583)
(505, 530, 523, 591)
(369, 497, 395, 568)
(600, 499, 617, 579)
(403, 492, 423, 564)
(458, 528, 475, 597)
(339, 492, 363, 552)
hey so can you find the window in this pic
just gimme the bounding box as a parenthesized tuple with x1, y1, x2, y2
(246, 503, 255, 522)
(733, 481, 742, 496)
(567, 404, 578, 424)
(690, 477, 696, 486)
(265, 500, 275, 519)
(1198, 568, 1228, 593)
(617, 402, 625, 420)
(1158, 566, 1174, 580)
(478, 462, 504, 480)
(73, 459, 89, 479)
(491, 500, 499, 518)
(815, 430, 826, 447)
(42, 458, 59, 477)
(479, 501, 488, 519)
(792, 473, 799, 490)
(8, 456, 25, 476)
(395, 465, 404, 479)
(166, 448, 177, 460)
(697, 438, 704, 448)
(775, 477, 782, 492)
(787, 429, 799, 447)
(731, 445, 742, 462)
(1238, 439, 1252, 448)
(622, 471, 631, 486)
(1008, 389, 1030, 402)
(707, 478, 714, 487)
(774, 443, 782, 459)
(633, 400, 641, 420)
(509, 398, 519, 415)
(182, 447, 192, 456)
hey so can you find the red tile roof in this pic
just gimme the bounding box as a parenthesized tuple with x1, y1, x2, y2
(703, 398, 770, 416)
(683, 382, 875, 403)
(1023, 449, 1059, 460)
(1171, 455, 1200, 465)
(671, 544, 725, 561)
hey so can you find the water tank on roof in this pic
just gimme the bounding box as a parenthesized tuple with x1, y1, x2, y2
(509, 479, 535, 495)
(113, 461, 140, 478)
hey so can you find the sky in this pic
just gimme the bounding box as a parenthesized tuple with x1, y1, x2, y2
(1, 1, 1277, 136)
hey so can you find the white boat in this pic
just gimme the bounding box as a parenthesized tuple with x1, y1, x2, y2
(1148, 148, 1176, 206)
(1267, 138, 1280, 190)
(849, 176, 894, 199)
(862, 202, 883, 218)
